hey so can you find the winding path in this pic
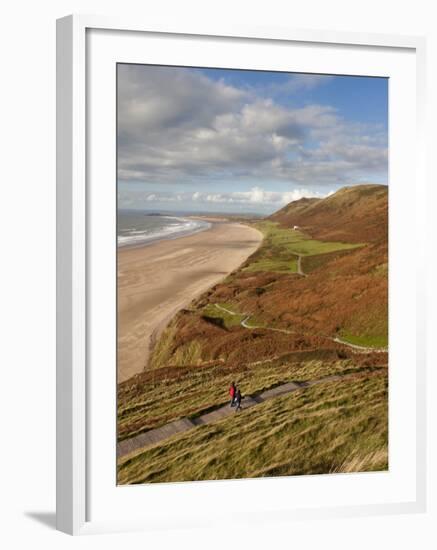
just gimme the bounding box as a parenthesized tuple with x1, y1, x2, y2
(296, 254, 306, 276)
(214, 304, 387, 353)
(332, 337, 387, 353)
(117, 370, 380, 459)
(213, 248, 387, 353)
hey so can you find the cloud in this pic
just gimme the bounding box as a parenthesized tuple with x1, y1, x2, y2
(117, 65, 387, 187)
(264, 74, 334, 95)
(122, 187, 329, 209)
(202, 187, 328, 205)
(242, 74, 334, 100)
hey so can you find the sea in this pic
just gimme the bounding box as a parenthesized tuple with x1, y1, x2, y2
(117, 210, 212, 248)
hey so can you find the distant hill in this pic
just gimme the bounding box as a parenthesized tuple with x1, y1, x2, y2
(269, 184, 388, 243)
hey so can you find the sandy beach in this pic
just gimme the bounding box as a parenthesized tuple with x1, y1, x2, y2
(117, 221, 263, 383)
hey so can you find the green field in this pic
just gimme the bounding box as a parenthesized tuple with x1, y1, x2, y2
(338, 332, 388, 349)
(118, 371, 388, 483)
(243, 221, 362, 273)
(202, 303, 247, 329)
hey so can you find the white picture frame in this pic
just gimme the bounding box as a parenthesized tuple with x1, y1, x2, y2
(56, 14, 427, 535)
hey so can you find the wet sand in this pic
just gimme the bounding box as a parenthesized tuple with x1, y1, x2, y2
(117, 221, 263, 383)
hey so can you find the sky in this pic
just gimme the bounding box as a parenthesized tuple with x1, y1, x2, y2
(117, 64, 388, 214)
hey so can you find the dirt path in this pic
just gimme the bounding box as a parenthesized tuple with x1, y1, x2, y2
(296, 254, 306, 276)
(214, 304, 387, 354)
(117, 370, 380, 459)
(332, 337, 387, 353)
(214, 304, 293, 334)
(215, 303, 238, 316)
(241, 315, 292, 334)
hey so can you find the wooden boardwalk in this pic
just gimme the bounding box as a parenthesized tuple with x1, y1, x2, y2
(117, 372, 363, 459)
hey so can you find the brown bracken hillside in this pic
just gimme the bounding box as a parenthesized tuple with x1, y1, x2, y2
(147, 184, 388, 371)
(270, 183, 388, 243)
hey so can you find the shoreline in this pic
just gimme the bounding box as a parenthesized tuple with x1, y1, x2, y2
(117, 220, 263, 383)
(118, 215, 212, 250)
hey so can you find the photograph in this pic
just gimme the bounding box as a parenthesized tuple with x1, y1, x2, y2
(115, 64, 389, 484)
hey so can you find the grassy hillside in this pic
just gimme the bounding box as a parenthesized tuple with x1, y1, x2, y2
(117, 183, 389, 484)
(118, 370, 388, 483)
(270, 184, 388, 243)
(118, 352, 385, 442)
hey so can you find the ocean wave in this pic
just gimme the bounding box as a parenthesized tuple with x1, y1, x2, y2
(118, 216, 211, 247)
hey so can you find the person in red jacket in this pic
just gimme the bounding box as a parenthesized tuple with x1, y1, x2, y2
(229, 382, 236, 407)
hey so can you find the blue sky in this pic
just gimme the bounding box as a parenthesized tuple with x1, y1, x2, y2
(198, 68, 388, 126)
(118, 65, 388, 214)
